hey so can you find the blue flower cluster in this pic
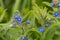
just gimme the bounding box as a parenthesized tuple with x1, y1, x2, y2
(50, 2, 60, 17)
(14, 13, 31, 24)
(14, 13, 22, 23)
(50, 2, 60, 7)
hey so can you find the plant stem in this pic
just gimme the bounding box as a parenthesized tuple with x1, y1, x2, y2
(8, 0, 21, 23)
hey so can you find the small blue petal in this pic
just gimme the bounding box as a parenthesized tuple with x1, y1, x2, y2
(57, 2, 60, 7)
(26, 20, 30, 24)
(16, 17, 22, 23)
(38, 27, 44, 32)
(53, 12, 59, 17)
(50, 2, 54, 6)
(14, 13, 19, 18)
(22, 36, 27, 40)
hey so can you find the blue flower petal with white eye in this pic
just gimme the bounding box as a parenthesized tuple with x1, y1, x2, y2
(53, 12, 59, 17)
(16, 17, 22, 23)
(22, 36, 27, 40)
(57, 2, 60, 7)
(38, 27, 44, 32)
(50, 2, 54, 6)
(14, 13, 19, 18)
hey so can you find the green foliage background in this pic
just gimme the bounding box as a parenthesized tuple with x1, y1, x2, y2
(0, 0, 60, 40)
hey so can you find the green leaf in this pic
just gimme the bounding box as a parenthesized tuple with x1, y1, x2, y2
(42, 2, 51, 7)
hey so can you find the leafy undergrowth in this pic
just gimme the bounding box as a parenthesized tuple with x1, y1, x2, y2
(0, 0, 60, 40)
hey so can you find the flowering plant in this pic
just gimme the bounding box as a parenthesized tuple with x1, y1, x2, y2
(0, 0, 60, 40)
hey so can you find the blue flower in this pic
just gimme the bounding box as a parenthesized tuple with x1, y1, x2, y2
(38, 27, 44, 32)
(14, 13, 19, 18)
(26, 20, 30, 24)
(46, 22, 50, 27)
(16, 17, 22, 23)
(53, 12, 59, 17)
(57, 2, 60, 7)
(50, 2, 54, 6)
(22, 36, 27, 40)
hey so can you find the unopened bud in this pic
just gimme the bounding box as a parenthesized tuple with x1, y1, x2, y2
(53, 0, 58, 4)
